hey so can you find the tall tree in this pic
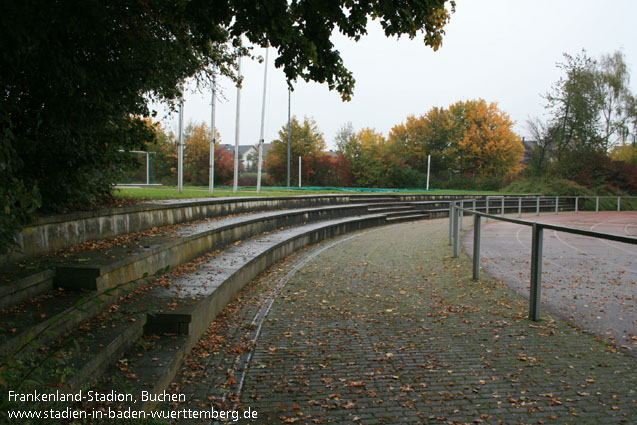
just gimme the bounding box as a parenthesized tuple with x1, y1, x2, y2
(535, 50, 637, 189)
(596, 51, 636, 150)
(388, 107, 459, 176)
(265, 117, 327, 185)
(544, 51, 608, 156)
(454, 100, 524, 177)
(147, 122, 233, 186)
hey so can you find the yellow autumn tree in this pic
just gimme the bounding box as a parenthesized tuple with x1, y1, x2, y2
(180, 122, 232, 185)
(388, 107, 460, 175)
(453, 100, 524, 177)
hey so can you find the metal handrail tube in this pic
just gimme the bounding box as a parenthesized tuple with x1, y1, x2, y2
(447, 198, 637, 322)
(456, 207, 637, 245)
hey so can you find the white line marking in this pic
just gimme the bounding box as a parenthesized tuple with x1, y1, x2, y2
(589, 216, 637, 255)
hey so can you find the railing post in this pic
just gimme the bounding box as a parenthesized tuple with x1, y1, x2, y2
(518, 197, 522, 218)
(617, 196, 621, 212)
(501, 196, 505, 216)
(486, 197, 489, 222)
(555, 196, 559, 214)
(529, 224, 544, 321)
(595, 196, 599, 212)
(453, 206, 460, 258)
(536, 196, 540, 216)
(448, 203, 454, 246)
(146, 152, 150, 185)
(473, 214, 481, 280)
(459, 200, 464, 230)
(575, 196, 579, 213)
(473, 199, 476, 214)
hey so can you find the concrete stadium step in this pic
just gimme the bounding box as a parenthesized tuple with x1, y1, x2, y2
(383, 209, 427, 219)
(347, 196, 397, 203)
(0, 277, 147, 357)
(24, 311, 146, 391)
(4, 195, 356, 264)
(386, 213, 429, 223)
(0, 205, 372, 357)
(53, 204, 370, 292)
(365, 203, 414, 209)
(408, 200, 454, 218)
(408, 200, 453, 209)
(5, 204, 372, 308)
(90, 214, 388, 410)
(0, 268, 55, 310)
(367, 205, 414, 213)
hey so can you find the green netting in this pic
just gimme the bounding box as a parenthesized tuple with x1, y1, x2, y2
(214, 186, 441, 192)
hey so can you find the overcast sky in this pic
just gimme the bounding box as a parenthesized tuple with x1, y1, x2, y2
(156, 0, 637, 150)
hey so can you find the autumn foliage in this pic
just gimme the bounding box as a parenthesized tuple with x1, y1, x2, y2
(389, 99, 524, 183)
(149, 122, 235, 186)
(265, 117, 335, 186)
(149, 100, 525, 190)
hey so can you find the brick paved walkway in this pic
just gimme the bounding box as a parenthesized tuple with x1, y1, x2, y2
(172, 220, 636, 424)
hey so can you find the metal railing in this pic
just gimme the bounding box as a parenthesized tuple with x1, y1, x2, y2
(447, 197, 637, 321)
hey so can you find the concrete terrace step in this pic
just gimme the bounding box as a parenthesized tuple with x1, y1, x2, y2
(386, 214, 429, 223)
(4, 195, 355, 263)
(91, 214, 388, 410)
(348, 197, 398, 203)
(143, 214, 387, 338)
(53, 204, 370, 292)
(27, 312, 146, 391)
(383, 209, 427, 218)
(1, 205, 371, 357)
(367, 205, 414, 213)
(365, 203, 415, 210)
(0, 279, 146, 357)
(0, 268, 55, 310)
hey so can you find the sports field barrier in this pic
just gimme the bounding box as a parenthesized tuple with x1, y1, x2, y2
(447, 196, 637, 321)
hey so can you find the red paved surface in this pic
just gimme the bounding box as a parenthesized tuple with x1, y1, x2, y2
(463, 211, 637, 356)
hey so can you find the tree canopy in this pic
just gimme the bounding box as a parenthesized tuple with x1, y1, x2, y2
(388, 99, 524, 181)
(265, 116, 330, 186)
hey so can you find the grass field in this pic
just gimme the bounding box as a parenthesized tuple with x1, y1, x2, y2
(114, 185, 496, 200)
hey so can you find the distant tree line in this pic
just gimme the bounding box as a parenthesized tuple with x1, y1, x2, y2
(263, 99, 524, 189)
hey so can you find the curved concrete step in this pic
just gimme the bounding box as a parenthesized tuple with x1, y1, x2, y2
(383, 210, 427, 218)
(5, 195, 354, 263)
(90, 214, 388, 410)
(53, 204, 370, 292)
(386, 214, 429, 223)
(0, 205, 373, 359)
(0, 279, 147, 357)
(25, 312, 146, 391)
(366, 205, 414, 212)
(0, 268, 55, 310)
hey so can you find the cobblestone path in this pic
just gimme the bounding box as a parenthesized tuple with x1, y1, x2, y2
(172, 220, 636, 425)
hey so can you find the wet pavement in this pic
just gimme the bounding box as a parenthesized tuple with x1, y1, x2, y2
(170, 219, 637, 424)
(463, 212, 636, 355)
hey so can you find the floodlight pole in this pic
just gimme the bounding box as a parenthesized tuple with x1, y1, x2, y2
(233, 57, 242, 194)
(257, 48, 269, 193)
(178, 98, 184, 194)
(146, 152, 150, 185)
(298, 156, 302, 188)
(209, 75, 216, 195)
(426, 154, 431, 190)
(287, 88, 291, 188)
